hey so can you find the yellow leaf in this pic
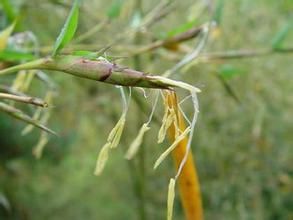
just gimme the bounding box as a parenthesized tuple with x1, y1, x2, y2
(0, 22, 16, 51)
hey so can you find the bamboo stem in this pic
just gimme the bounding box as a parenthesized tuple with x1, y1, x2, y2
(0, 55, 200, 92)
(133, 1, 147, 219)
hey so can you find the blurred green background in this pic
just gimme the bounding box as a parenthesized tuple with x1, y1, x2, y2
(0, 0, 292, 219)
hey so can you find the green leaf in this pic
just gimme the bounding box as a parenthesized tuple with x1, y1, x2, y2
(52, 0, 80, 56)
(218, 64, 243, 80)
(0, 0, 16, 22)
(0, 49, 35, 61)
(107, 0, 123, 19)
(72, 50, 97, 59)
(213, 0, 225, 25)
(166, 19, 198, 38)
(271, 23, 291, 50)
(73, 46, 111, 59)
(0, 21, 16, 51)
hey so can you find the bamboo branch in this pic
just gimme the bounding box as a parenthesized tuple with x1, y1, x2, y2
(0, 92, 48, 107)
(0, 55, 200, 92)
(0, 101, 56, 135)
(132, 26, 203, 55)
(200, 48, 293, 60)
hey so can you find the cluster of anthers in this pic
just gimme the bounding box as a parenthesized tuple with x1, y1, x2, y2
(94, 81, 200, 220)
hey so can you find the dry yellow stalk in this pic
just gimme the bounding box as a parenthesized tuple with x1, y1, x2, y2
(166, 91, 203, 220)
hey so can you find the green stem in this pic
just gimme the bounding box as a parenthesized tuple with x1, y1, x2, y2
(0, 58, 47, 75)
(132, 1, 147, 219)
(0, 54, 201, 96)
(0, 55, 178, 90)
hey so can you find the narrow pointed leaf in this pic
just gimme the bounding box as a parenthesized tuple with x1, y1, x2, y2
(166, 19, 198, 38)
(213, 0, 225, 25)
(0, 21, 16, 51)
(52, 0, 80, 56)
(0, 49, 35, 61)
(0, 0, 16, 22)
(107, 0, 123, 19)
(272, 23, 291, 49)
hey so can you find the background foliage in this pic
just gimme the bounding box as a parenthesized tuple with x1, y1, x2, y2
(0, 0, 292, 219)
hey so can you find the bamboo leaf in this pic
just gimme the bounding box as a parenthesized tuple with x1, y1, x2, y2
(0, 21, 16, 51)
(52, 0, 80, 56)
(0, 49, 35, 61)
(107, 0, 123, 19)
(271, 23, 291, 49)
(218, 64, 243, 80)
(0, 0, 16, 22)
(166, 19, 198, 38)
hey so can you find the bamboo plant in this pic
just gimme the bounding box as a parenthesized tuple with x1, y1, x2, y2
(0, 0, 204, 219)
